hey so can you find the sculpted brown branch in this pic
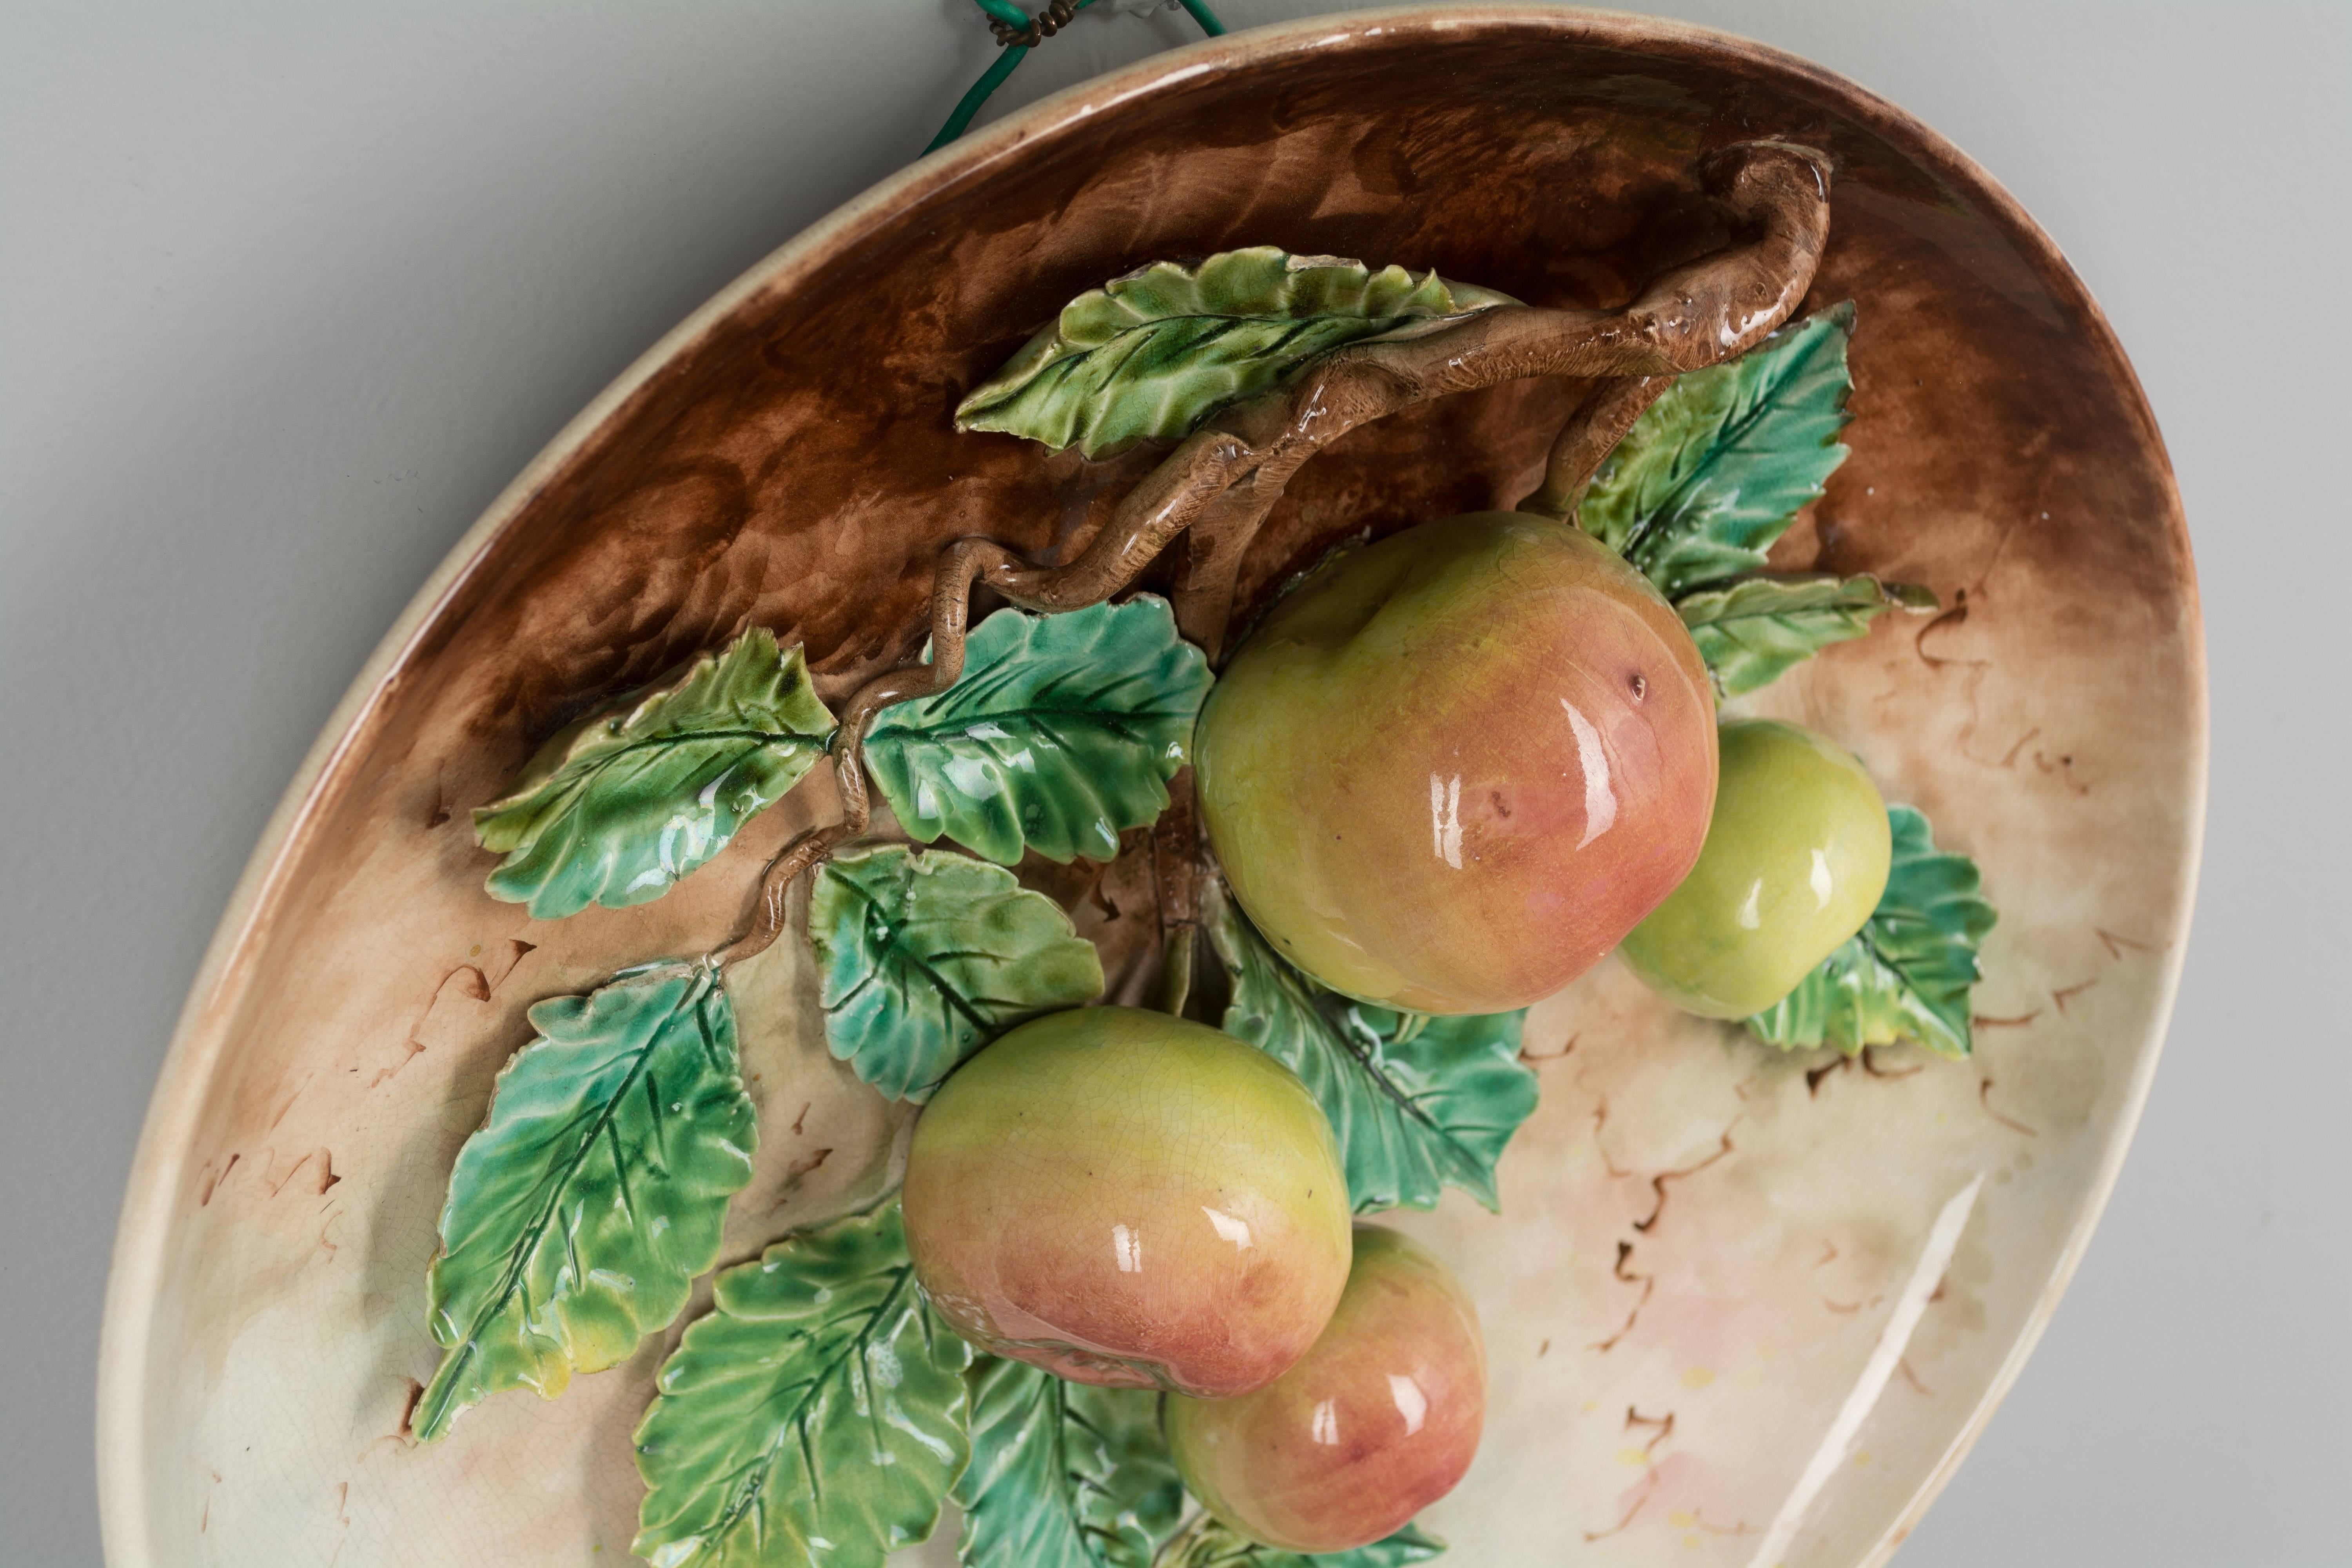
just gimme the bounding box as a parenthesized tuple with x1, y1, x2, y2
(713, 140, 1832, 967)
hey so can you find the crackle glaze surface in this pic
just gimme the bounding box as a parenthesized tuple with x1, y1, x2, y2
(99, 9, 2201, 1568)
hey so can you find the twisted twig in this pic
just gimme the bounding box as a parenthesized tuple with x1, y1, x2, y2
(713, 140, 1832, 967)
(1516, 374, 1674, 520)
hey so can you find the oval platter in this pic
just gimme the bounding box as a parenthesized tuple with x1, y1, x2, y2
(98, 8, 2203, 1567)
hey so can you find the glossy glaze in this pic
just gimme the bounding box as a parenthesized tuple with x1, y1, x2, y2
(101, 12, 2200, 1568)
(1166, 1226, 1486, 1553)
(901, 1006, 1351, 1396)
(1621, 720, 1893, 1019)
(1196, 513, 1717, 1014)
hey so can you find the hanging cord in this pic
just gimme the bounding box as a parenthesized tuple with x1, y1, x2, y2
(924, 0, 1226, 154)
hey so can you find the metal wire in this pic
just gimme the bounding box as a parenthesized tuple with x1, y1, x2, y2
(990, 0, 1078, 48)
(923, 0, 1227, 154)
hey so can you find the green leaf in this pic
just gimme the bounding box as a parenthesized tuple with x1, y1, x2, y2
(956, 247, 1515, 457)
(632, 1203, 973, 1568)
(1580, 302, 1855, 598)
(415, 964, 756, 1442)
(1746, 805, 1998, 1059)
(808, 846, 1104, 1102)
(474, 629, 837, 918)
(1208, 891, 1537, 1214)
(954, 1357, 1185, 1568)
(1677, 572, 1939, 697)
(865, 598, 1212, 866)
(1156, 1515, 1445, 1568)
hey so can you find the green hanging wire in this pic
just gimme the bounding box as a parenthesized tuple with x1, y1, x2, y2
(924, 42, 1033, 154)
(1176, 0, 1227, 34)
(924, 0, 1228, 154)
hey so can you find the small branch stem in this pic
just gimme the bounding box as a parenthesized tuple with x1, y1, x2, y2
(1151, 1510, 1216, 1568)
(1155, 927, 1196, 1016)
(1517, 374, 1674, 520)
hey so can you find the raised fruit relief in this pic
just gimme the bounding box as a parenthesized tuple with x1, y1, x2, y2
(1196, 514, 1718, 1015)
(409, 136, 2001, 1568)
(1165, 1227, 1487, 1555)
(902, 1007, 1352, 1397)
(1619, 719, 1892, 1019)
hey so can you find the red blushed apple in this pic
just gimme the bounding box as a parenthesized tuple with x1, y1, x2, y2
(1195, 512, 1718, 1014)
(1164, 1225, 1486, 1553)
(901, 1006, 1352, 1397)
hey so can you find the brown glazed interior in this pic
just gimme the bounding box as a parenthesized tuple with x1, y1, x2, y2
(100, 9, 2201, 1568)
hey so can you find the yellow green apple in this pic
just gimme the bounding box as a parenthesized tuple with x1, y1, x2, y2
(1619, 719, 1892, 1017)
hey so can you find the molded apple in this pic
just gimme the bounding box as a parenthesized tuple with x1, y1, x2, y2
(901, 1006, 1351, 1397)
(1196, 512, 1718, 1014)
(1164, 1225, 1486, 1554)
(1619, 719, 1892, 1018)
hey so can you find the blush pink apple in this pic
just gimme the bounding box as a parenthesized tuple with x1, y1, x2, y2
(901, 1006, 1351, 1397)
(1164, 1225, 1486, 1553)
(1195, 512, 1718, 1014)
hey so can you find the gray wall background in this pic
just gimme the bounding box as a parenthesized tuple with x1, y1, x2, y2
(4, 2, 2346, 1563)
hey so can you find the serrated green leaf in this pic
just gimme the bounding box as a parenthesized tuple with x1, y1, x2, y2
(865, 598, 1212, 866)
(1580, 302, 1855, 598)
(1208, 891, 1537, 1214)
(955, 1356, 1184, 1568)
(808, 846, 1104, 1102)
(632, 1203, 973, 1568)
(415, 964, 756, 1442)
(1746, 805, 1998, 1058)
(956, 247, 1515, 457)
(1677, 572, 1938, 696)
(1156, 1515, 1445, 1568)
(474, 629, 837, 918)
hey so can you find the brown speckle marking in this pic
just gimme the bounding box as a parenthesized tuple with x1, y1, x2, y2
(397, 1378, 425, 1443)
(1995, 726, 2043, 768)
(369, 1041, 427, 1089)
(1860, 1045, 1923, 1079)
(1519, 1031, 1577, 1064)
(2051, 978, 2098, 1016)
(1581, 1410, 1674, 1542)
(769, 1148, 837, 1212)
(266, 1148, 339, 1199)
(1633, 1126, 1737, 1234)
(1590, 1240, 1655, 1352)
(1979, 1078, 2039, 1137)
(487, 939, 537, 989)
(1914, 595, 1984, 670)
(199, 1153, 240, 1207)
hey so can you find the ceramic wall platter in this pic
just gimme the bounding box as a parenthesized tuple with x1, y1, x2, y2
(98, 8, 2202, 1567)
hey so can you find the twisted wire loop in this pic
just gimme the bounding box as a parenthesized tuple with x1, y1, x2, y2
(991, 1, 1078, 48)
(712, 141, 1835, 968)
